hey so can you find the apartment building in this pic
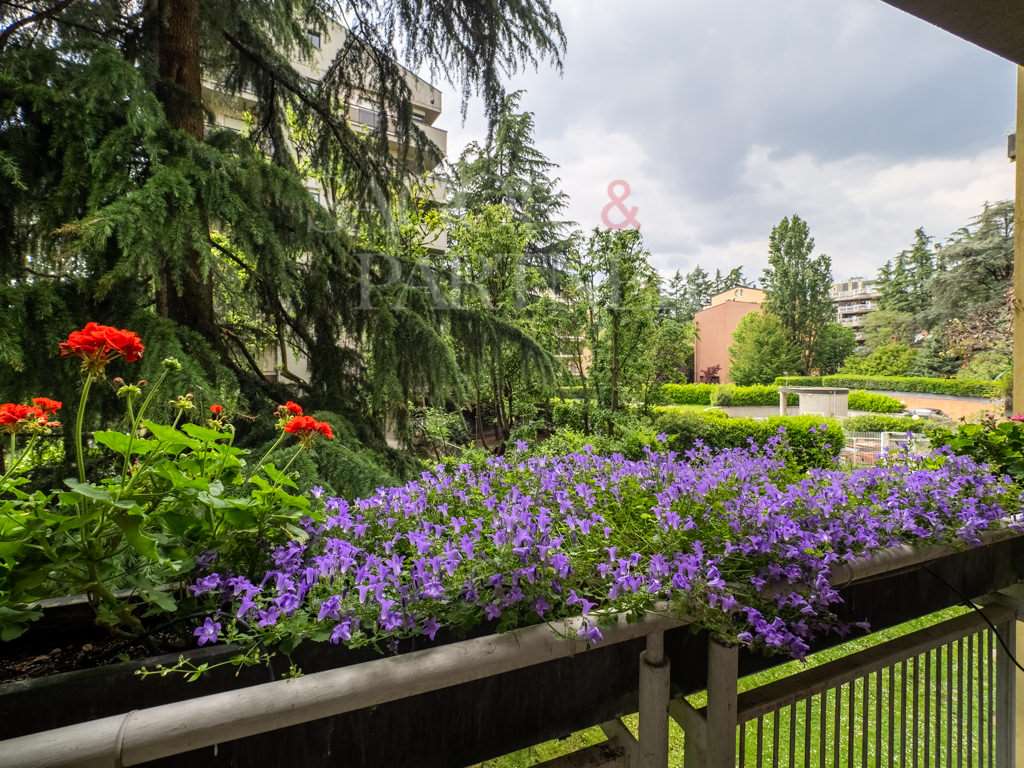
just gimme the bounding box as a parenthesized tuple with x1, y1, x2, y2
(693, 286, 766, 384)
(203, 21, 449, 385)
(830, 277, 879, 346)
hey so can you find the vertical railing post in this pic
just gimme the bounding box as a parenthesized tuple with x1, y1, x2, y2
(997, 614, 1018, 768)
(706, 638, 739, 768)
(638, 631, 671, 768)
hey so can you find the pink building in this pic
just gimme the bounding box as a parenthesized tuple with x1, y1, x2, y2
(693, 286, 765, 384)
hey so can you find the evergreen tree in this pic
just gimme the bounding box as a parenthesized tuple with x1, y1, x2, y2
(0, 1, 565, 429)
(451, 91, 571, 286)
(761, 215, 834, 373)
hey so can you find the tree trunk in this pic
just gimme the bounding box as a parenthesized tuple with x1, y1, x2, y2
(155, 0, 217, 340)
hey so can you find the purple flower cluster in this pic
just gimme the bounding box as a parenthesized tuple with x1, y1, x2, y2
(193, 437, 1020, 660)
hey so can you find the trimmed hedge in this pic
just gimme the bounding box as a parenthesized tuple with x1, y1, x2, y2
(774, 376, 823, 387)
(653, 410, 844, 471)
(659, 383, 716, 405)
(712, 384, 797, 407)
(844, 415, 927, 434)
(847, 391, 904, 413)
(843, 415, 953, 445)
(661, 383, 899, 412)
(776, 374, 1004, 399)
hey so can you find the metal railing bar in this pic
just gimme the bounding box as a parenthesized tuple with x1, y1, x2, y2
(734, 607, 1014, 722)
(820, 689, 828, 768)
(834, 684, 841, 768)
(947, 641, 954, 768)
(753, 716, 761, 768)
(936, 644, 944, 768)
(875, 669, 882, 768)
(789, 701, 796, 768)
(901, 659, 908, 768)
(967, 632, 974, 767)
(804, 697, 811, 768)
(773, 708, 781, 767)
(912, 655, 920, 768)
(738, 716, 746, 768)
(958, 637, 965, 768)
(860, 676, 868, 768)
(847, 680, 854, 768)
(924, 651, 932, 768)
(888, 664, 895, 768)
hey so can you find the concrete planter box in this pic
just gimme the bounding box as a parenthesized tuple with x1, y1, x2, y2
(2, 532, 1023, 767)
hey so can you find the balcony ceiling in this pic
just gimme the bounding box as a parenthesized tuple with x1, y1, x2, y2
(881, 0, 1024, 64)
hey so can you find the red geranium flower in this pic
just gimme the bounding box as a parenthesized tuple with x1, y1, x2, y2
(283, 415, 334, 442)
(32, 397, 62, 415)
(209, 403, 224, 416)
(284, 401, 304, 416)
(0, 401, 60, 434)
(59, 322, 144, 373)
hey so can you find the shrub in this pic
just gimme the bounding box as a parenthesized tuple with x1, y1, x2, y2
(944, 416, 1024, 482)
(840, 342, 916, 376)
(775, 376, 823, 387)
(712, 384, 795, 407)
(844, 415, 926, 434)
(551, 398, 587, 431)
(847, 391, 904, 413)
(821, 374, 1004, 399)
(658, 383, 715, 405)
(653, 410, 843, 471)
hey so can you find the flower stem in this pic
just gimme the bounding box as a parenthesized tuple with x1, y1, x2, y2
(249, 431, 287, 479)
(74, 373, 94, 484)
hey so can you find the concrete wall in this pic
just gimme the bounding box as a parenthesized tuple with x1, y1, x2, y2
(693, 302, 762, 384)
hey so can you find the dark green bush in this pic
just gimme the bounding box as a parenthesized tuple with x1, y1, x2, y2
(847, 391, 904, 413)
(653, 410, 843, 471)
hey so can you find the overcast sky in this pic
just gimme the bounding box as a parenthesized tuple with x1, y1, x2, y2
(433, 0, 1016, 283)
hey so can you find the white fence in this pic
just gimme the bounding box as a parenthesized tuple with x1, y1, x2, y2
(841, 432, 932, 468)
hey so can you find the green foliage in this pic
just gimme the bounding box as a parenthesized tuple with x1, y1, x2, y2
(712, 385, 796, 407)
(877, 228, 936, 316)
(956, 350, 1011, 382)
(0, 362, 324, 641)
(638, 317, 695, 405)
(819, 374, 1003, 399)
(450, 91, 570, 283)
(729, 312, 802, 385)
(653, 410, 843, 472)
(761, 215, 835, 373)
(847, 391, 904, 413)
(841, 343, 917, 376)
(775, 376, 824, 387)
(812, 323, 856, 375)
(577, 229, 661, 412)
(861, 310, 916, 350)
(944, 417, 1024, 482)
(658, 383, 716, 405)
(662, 265, 747, 321)
(844, 414, 927, 434)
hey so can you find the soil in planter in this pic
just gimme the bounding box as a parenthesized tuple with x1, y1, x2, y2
(0, 602, 196, 683)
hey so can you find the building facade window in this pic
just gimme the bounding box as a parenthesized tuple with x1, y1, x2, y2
(306, 30, 321, 49)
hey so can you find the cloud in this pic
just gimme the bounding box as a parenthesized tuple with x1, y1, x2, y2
(435, 0, 1016, 283)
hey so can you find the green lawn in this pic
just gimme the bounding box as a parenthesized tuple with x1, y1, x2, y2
(477, 606, 988, 767)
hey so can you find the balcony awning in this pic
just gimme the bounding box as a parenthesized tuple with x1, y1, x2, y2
(881, 1, 1024, 64)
